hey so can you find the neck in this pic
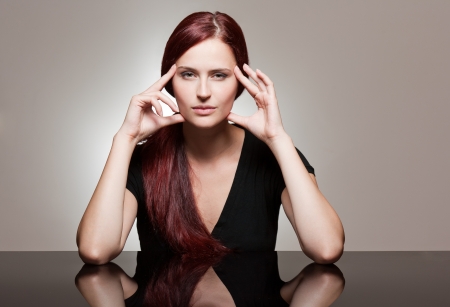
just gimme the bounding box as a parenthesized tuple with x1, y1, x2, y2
(183, 120, 242, 162)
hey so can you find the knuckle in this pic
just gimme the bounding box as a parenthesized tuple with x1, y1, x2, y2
(144, 85, 156, 94)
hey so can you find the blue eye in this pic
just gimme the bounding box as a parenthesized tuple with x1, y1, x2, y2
(213, 73, 227, 79)
(181, 72, 195, 78)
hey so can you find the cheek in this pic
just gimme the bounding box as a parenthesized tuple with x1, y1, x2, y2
(172, 77, 182, 97)
(213, 79, 238, 104)
(172, 77, 191, 105)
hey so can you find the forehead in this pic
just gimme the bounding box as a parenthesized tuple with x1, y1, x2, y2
(176, 38, 236, 69)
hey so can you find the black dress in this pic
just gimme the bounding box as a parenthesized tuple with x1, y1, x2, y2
(126, 126, 315, 252)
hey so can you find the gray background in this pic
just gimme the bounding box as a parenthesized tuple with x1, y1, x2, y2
(1, 0, 449, 251)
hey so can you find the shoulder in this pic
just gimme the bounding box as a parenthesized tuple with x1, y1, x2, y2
(132, 142, 145, 160)
(126, 144, 145, 202)
(129, 142, 147, 170)
(236, 125, 274, 159)
(235, 124, 315, 175)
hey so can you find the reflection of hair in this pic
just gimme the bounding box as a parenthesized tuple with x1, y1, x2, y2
(139, 250, 224, 307)
(141, 12, 247, 256)
(161, 11, 249, 100)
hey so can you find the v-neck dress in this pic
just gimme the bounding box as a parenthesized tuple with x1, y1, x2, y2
(126, 127, 315, 252)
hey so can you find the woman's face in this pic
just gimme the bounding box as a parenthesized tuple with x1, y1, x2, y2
(172, 38, 239, 129)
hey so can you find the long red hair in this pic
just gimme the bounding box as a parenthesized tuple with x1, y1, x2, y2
(139, 250, 225, 306)
(141, 12, 249, 256)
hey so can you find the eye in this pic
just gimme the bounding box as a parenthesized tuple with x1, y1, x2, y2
(212, 73, 227, 80)
(181, 71, 195, 79)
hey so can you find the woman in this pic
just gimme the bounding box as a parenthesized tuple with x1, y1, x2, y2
(76, 11, 345, 265)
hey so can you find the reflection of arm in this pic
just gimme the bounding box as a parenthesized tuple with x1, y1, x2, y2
(280, 263, 345, 306)
(75, 262, 138, 307)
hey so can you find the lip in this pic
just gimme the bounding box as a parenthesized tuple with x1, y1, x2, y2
(192, 105, 216, 115)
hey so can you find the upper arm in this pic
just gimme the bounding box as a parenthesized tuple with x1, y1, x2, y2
(118, 189, 138, 252)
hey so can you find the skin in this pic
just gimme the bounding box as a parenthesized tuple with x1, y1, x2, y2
(75, 259, 345, 306)
(172, 39, 245, 232)
(173, 38, 239, 130)
(76, 37, 345, 265)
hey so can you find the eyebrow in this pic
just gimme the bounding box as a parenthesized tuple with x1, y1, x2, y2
(177, 66, 233, 73)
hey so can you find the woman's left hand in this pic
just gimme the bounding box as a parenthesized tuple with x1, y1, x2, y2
(227, 64, 287, 145)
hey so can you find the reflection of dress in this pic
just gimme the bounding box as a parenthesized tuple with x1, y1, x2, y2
(124, 251, 290, 307)
(126, 126, 315, 252)
(214, 252, 290, 306)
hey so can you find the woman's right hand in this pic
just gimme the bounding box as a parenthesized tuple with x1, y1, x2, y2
(117, 64, 184, 143)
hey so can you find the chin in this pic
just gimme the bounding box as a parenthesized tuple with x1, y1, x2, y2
(184, 116, 228, 130)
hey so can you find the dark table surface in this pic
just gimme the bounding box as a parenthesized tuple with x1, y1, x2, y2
(1, 251, 449, 306)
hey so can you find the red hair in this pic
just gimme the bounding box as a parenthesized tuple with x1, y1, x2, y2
(140, 12, 248, 256)
(142, 124, 228, 255)
(141, 251, 225, 306)
(161, 11, 249, 99)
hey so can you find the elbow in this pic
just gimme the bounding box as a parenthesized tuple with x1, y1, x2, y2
(314, 244, 344, 265)
(77, 246, 116, 265)
(76, 233, 122, 265)
(315, 229, 346, 264)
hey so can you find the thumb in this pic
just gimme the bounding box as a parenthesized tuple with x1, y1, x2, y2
(227, 112, 248, 129)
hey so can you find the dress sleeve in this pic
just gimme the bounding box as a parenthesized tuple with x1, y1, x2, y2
(126, 146, 144, 204)
(296, 147, 315, 175)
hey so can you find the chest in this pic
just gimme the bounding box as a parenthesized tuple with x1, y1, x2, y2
(190, 157, 239, 233)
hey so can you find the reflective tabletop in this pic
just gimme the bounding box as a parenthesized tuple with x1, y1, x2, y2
(1, 251, 449, 306)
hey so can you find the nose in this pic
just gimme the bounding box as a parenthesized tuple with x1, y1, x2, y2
(196, 78, 211, 101)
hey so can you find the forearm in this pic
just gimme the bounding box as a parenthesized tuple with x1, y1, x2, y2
(77, 133, 136, 262)
(267, 133, 344, 263)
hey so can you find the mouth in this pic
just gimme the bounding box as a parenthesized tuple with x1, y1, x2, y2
(192, 105, 217, 115)
(192, 105, 216, 109)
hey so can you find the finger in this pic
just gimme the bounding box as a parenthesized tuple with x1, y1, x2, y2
(234, 65, 259, 98)
(159, 113, 185, 126)
(134, 92, 178, 116)
(255, 69, 275, 96)
(134, 94, 164, 116)
(135, 92, 179, 113)
(149, 97, 163, 117)
(227, 112, 248, 129)
(243, 64, 267, 93)
(154, 92, 179, 112)
(143, 64, 177, 93)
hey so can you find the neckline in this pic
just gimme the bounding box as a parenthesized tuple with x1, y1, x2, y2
(210, 127, 247, 236)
